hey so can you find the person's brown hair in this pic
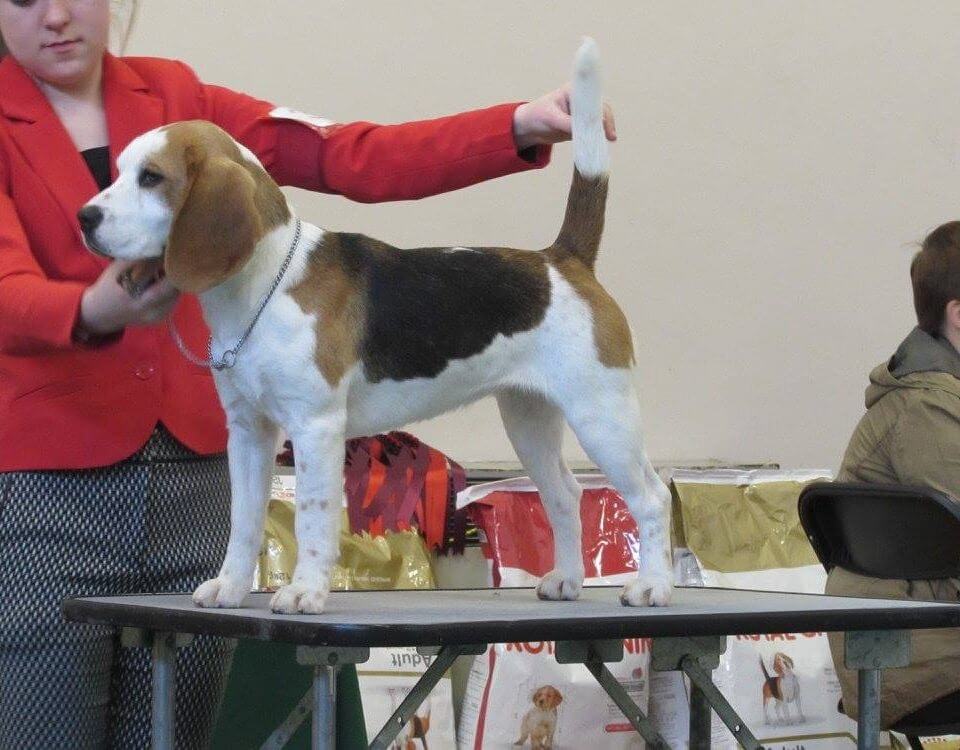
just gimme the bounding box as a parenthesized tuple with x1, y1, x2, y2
(911, 221, 960, 333)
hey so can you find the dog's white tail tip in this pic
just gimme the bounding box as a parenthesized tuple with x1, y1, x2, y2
(571, 36, 608, 179)
(574, 37, 600, 75)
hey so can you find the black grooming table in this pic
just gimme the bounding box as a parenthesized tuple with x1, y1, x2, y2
(63, 585, 960, 646)
(63, 587, 960, 750)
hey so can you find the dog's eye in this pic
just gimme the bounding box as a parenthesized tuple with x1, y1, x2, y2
(138, 169, 164, 188)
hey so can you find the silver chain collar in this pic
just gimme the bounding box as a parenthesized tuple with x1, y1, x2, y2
(168, 218, 303, 371)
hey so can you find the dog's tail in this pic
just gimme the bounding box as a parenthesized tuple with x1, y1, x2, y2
(759, 656, 772, 681)
(552, 37, 609, 271)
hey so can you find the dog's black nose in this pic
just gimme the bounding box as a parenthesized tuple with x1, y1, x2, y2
(77, 205, 103, 233)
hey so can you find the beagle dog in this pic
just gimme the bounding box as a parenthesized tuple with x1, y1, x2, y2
(78, 39, 673, 614)
(761, 652, 804, 725)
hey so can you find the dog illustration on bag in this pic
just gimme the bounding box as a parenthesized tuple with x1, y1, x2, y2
(760, 652, 804, 724)
(514, 685, 563, 749)
(392, 707, 430, 750)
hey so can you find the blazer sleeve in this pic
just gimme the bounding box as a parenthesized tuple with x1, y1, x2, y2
(0, 171, 88, 355)
(889, 394, 960, 502)
(188, 63, 551, 203)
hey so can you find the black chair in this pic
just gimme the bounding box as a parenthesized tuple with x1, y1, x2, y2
(798, 481, 960, 749)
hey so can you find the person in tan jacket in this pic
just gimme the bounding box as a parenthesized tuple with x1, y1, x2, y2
(828, 220, 960, 728)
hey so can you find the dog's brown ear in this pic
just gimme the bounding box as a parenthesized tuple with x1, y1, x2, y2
(552, 688, 563, 707)
(165, 155, 261, 294)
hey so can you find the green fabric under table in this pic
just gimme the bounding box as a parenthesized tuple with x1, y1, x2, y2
(211, 639, 366, 749)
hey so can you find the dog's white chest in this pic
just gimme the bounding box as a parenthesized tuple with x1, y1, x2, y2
(212, 297, 328, 426)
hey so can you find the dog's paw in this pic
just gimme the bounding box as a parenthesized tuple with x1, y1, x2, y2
(536, 570, 583, 601)
(270, 584, 328, 614)
(620, 574, 673, 607)
(192, 576, 248, 608)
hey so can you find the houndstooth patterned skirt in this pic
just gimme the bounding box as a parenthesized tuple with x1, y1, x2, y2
(0, 425, 234, 749)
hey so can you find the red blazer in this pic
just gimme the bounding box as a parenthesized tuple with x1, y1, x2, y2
(0, 53, 550, 471)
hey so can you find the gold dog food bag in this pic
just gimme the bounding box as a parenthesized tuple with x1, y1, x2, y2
(671, 468, 884, 750)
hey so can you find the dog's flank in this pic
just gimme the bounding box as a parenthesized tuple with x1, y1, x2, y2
(291, 233, 552, 385)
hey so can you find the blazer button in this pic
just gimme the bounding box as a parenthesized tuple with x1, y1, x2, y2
(134, 363, 157, 380)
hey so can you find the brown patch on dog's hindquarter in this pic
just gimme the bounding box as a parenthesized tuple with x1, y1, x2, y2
(548, 251, 634, 368)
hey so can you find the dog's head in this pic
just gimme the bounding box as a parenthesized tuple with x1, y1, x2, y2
(532, 685, 563, 711)
(772, 652, 794, 674)
(78, 120, 290, 294)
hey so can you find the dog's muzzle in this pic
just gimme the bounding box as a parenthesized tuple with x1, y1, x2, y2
(77, 205, 110, 257)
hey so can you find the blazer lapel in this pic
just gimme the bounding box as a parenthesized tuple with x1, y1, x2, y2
(101, 53, 164, 180)
(0, 54, 164, 242)
(0, 56, 98, 240)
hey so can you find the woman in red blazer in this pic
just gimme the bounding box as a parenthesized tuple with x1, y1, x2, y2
(0, 1, 614, 748)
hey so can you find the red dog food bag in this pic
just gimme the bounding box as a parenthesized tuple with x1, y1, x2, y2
(456, 476, 653, 749)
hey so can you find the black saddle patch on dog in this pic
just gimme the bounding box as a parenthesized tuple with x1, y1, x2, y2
(765, 676, 783, 701)
(334, 233, 551, 382)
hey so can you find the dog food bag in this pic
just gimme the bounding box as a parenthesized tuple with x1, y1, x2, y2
(258, 501, 435, 592)
(891, 737, 960, 749)
(260, 474, 457, 750)
(456, 476, 651, 749)
(359, 647, 457, 750)
(672, 468, 872, 749)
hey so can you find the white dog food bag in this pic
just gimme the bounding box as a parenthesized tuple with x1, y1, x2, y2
(358, 646, 457, 750)
(672, 468, 875, 750)
(459, 639, 651, 750)
(456, 476, 651, 749)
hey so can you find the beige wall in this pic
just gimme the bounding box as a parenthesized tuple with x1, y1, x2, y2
(126, 1, 960, 471)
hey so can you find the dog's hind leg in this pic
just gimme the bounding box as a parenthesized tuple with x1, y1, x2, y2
(558, 372, 673, 606)
(497, 389, 585, 601)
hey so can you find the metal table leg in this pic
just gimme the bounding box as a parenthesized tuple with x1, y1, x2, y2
(689, 679, 712, 750)
(652, 636, 762, 750)
(151, 632, 177, 750)
(296, 646, 371, 750)
(556, 640, 670, 748)
(313, 666, 337, 750)
(120, 628, 194, 750)
(857, 668, 881, 750)
(843, 630, 910, 750)
(682, 656, 760, 749)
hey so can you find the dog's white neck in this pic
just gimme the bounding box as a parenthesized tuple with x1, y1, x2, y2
(198, 215, 320, 350)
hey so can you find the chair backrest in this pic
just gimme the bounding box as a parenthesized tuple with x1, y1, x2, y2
(798, 482, 960, 579)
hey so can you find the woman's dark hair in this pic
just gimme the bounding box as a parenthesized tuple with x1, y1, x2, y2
(0, 32, 6, 60)
(911, 221, 960, 333)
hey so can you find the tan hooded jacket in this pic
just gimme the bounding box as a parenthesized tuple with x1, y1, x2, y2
(827, 327, 960, 727)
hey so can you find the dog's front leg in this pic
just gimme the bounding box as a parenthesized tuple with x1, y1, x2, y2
(194, 408, 278, 608)
(270, 410, 346, 614)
